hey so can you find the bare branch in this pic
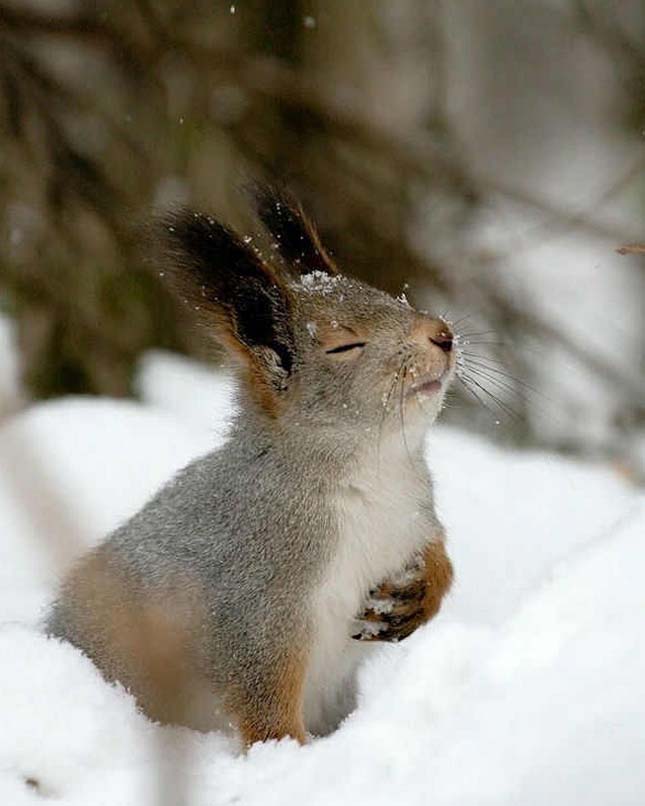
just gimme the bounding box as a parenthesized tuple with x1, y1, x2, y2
(616, 243, 645, 255)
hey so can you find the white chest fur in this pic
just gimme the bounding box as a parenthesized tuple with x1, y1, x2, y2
(302, 445, 434, 735)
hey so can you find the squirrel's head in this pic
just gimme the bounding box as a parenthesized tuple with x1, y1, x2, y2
(158, 186, 456, 447)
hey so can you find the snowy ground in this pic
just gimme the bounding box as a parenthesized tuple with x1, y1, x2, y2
(0, 348, 644, 806)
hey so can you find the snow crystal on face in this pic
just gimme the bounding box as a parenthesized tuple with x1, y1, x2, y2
(306, 322, 318, 338)
(299, 270, 341, 295)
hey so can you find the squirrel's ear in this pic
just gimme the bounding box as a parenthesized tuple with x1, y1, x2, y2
(158, 209, 296, 406)
(251, 184, 338, 277)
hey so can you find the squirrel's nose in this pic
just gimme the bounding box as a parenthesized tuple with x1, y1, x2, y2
(430, 330, 453, 353)
(411, 317, 453, 353)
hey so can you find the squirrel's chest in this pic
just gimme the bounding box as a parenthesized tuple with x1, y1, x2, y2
(326, 467, 430, 612)
(303, 465, 432, 734)
(327, 468, 430, 613)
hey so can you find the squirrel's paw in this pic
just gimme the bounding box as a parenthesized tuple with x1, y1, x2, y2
(351, 568, 427, 643)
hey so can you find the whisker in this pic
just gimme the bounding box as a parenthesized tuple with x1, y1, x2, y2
(456, 375, 501, 421)
(381, 360, 402, 415)
(464, 365, 557, 424)
(458, 371, 523, 421)
(459, 352, 514, 365)
(457, 340, 509, 348)
(398, 361, 414, 466)
(377, 375, 397, 471)
(464, 365, 534, 406)
(376, 352, 408, 472)
(460, 354, 547, 398)
(461, 356, 529, 384)
(398, 358, 433, 481)
(455, 330, 499, 339)
(450, 313, 477, 329)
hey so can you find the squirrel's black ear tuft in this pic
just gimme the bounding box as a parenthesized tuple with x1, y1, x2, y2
(156, 209, 295, 401)
(250, 184, 338, 277)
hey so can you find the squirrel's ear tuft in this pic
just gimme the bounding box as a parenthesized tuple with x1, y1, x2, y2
(157, 209, 296, 407)
(250, 184, 338, 277)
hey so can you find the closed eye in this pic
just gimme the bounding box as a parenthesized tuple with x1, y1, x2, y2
(325, 342, 367, 354)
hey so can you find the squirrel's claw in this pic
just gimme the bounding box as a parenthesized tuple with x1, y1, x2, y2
(351, 621, 388, 641)
(353, 566, 429, 643)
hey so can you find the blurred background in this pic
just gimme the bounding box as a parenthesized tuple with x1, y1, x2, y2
(0, 0, 643, 474)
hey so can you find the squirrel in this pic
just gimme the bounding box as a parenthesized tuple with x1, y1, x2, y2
(46, 186, 455, 745)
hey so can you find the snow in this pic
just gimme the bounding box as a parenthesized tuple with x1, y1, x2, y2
(0, 347, 644, 805)
(298, 270, 342, 295)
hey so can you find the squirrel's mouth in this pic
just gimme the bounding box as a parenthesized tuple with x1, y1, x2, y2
(408, 369, 448, 398)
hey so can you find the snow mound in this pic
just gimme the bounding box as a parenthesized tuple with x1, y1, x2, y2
(0, 349, 643, 805)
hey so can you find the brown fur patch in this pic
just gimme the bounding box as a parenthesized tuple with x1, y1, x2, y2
(219, 327, 286, 418)
(233, 647, 308, 747)
(58, 553, 309, 738)
(60, 552, 211, 726)
(419, 538, 454, 621)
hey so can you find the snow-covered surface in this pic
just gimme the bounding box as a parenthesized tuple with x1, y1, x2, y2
(1, 350, 644, 805)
